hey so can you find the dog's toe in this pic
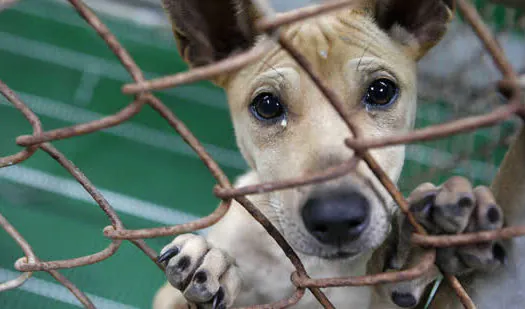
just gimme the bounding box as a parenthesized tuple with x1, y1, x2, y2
(184, 248, 231, 303)
(432, 176, 475, 233)
(162, 234, 209, 290)
(444, 185, 506, 274)
(459, 242, 506, 272)
(382, 248, 441, 309)
(437, 242, 507, 275)
(218, 265, 242, 307)
(435, 247, 469, 275)
(470, 186, 503, 231)
(182, 247, 241, 308)
(203, 267, 242, 309)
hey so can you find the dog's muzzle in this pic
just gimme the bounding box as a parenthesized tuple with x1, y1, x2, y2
(301, 191, 370, 246)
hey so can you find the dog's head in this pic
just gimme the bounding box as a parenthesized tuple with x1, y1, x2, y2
(164, 0, 454, 259)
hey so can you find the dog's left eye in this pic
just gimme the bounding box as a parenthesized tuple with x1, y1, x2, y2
(250, 93, 285, 121)
(363, 79, 398, 107)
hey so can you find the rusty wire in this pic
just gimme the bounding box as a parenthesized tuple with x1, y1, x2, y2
(1, 0, 524, 308)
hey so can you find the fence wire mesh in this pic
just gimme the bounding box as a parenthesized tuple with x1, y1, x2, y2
(0, 0, 524, 308)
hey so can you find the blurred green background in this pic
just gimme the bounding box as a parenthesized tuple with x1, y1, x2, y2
(0, 0, 521, 308)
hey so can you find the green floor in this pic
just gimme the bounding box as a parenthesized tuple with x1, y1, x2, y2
(0, 0, 519, 308)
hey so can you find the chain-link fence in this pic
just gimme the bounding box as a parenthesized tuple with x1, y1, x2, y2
(1, 0, 524, 308)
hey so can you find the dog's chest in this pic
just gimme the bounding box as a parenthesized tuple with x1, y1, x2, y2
(295, 286, 372, 308)
(297, 256, 373, 308)
(233, 244, 374, 308)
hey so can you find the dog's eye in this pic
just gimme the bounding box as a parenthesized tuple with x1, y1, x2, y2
(363, 79, 398, 107)
(250, 93, 285, 120)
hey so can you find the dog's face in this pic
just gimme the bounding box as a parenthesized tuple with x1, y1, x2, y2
(224, 14, 417, 258)
(164, 0, 454, 259)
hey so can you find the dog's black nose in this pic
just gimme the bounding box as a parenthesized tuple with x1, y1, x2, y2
(301, 192, 370, 245)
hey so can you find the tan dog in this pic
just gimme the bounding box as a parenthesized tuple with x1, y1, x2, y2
(152, 1, 509, 308)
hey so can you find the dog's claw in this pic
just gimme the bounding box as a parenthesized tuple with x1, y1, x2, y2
(212, 287, 226, 309)
(493, 243, 507, 265)
(157, 247, 180, 264)
(391, 291, 417, 308)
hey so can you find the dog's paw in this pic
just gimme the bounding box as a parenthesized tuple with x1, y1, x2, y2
(401, 176, 506, 275)
(390, 176, 507, 276)
(158, 234, 241, 309)
(382, 177, 507, 308)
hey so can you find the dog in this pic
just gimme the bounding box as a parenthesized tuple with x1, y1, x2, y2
(151, 0, 510, 308)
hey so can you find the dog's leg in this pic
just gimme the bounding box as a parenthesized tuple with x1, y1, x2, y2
(411, 125, 525, 309)
(435, 126, 525, 309)
(153, 172, 296, 309)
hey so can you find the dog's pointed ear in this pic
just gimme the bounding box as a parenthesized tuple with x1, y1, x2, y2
(374, 0, 455, 59)
(162, 0, 259, 67)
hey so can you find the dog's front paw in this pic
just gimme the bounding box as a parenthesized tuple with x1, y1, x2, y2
(390, 177, 505, 275)
(399, 176, 506, 275)
(382, 177, 507, 308)
(158, 234, 241, 309)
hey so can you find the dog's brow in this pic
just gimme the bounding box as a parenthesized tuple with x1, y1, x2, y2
(269, 63, 286, 84)
(361, 57, 378, 76)
(351, 57, 389, 73)
(356, 41, 372, 73)
(259, 59, 287, 89)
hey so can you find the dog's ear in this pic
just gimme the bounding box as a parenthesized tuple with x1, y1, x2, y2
(162, 0, 259, 67)
(375, 0, 455, 59)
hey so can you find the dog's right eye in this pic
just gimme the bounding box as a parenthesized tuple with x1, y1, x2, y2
(250, 93, 285, 121)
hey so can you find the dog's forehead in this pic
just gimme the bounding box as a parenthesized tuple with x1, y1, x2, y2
(253, 11, 410, 75)
(225, 11, 416, 114)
